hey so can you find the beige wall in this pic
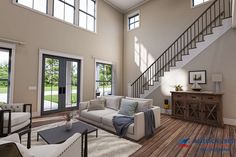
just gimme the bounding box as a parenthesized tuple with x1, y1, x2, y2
(0, 0, 123, 113)
(124, 0, 236, 119)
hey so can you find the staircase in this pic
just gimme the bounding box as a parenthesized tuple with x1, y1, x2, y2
(131, 0, 233, 98)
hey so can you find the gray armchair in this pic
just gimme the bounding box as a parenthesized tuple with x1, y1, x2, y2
(0, 103, 32, 138)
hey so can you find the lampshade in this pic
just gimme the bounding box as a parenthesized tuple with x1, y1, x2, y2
(212, 74, 223, 82)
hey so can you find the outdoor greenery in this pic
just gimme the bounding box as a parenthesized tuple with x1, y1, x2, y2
(44, 93, 77, 104)
(96, 63, 112, 86)
(0, 64, 8, 87)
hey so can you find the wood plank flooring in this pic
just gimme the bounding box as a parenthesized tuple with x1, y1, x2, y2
(130, 114, 236, 157)
(32, 113, 236, 157)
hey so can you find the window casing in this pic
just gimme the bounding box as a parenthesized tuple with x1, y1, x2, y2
(79, 0, 96, 32)
(0, 48, 12, 103)
(14, 0, 96, 32)
(192, 0, 211, 7)
(95, 62, 112, 96)
(128, 13, 140, 31)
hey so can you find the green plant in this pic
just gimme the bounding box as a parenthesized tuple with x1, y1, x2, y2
(175, 84, 183, 91)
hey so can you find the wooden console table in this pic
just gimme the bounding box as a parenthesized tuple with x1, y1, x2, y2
(171, 91, 223, 127)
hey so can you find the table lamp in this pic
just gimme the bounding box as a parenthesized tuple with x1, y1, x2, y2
(212, 74, 222, 93)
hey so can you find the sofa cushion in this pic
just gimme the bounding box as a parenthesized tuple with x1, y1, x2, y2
(118, 99, 138, 116)
(102, 96, 124, 111)
(3, 112, 31, 127)
(102, 113, 134, 134)
(126, 97, 153, 112)
(87, 99, 105, 111)
(3, 120, 30, 134)
(0, 140, 33, 157)
(80, 108, 118, 123)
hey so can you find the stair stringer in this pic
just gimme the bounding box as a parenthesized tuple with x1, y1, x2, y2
(140, 18, 232, 98)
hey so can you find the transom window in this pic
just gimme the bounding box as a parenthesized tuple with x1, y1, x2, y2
(192, 0, 210, 7)
(54, 0, 75, 24)
(15, 0, 97, 32)
(128, 13, 140, 31)
(17, 0, 47, 13)
(95, 62, 112, 96)
(0, 48, 12, 103)
(79, 0, 96, 32)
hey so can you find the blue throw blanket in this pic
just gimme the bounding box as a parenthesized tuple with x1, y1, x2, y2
(112, 116, 134, 137)
(143, 109, 156, 137)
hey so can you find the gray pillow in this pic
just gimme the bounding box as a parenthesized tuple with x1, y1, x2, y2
(118, 99, 138, 116)
(87, 99, 105, 111)
(102, 96, 124, 111)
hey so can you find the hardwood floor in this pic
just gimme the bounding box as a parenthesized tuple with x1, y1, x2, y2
(131, 114, 236, 157)
(32, 113, 236, 157)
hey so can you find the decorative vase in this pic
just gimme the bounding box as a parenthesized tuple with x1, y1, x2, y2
(65, 120, 72, 131)
(191, 82, 202, 91)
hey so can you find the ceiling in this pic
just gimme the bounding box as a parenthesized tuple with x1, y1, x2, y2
(104, 0, 149, 13)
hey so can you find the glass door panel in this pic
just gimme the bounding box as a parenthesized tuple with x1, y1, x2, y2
(43, 57, 59, 111)
(65, 61, 78, 108)
(0, 49, 11, 103)
(41, 55, 80, 115)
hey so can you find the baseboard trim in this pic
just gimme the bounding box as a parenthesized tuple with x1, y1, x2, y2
(32, 112, 40, 118)
(223, 118, 236, 126)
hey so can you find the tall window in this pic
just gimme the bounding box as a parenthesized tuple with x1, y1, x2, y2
(54, 0, 75, 24)
(0, 48, 11, 103)
(79, 0, 96, 32)
(192, 0, 210, 7)
(17, 0, 47, 13)
(95, 62, 112, 96)
(128, 13, 140, 31)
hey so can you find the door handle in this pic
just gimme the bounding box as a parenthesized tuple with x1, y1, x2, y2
(59, 87, 63, 94)
(63, 87, 66, 94)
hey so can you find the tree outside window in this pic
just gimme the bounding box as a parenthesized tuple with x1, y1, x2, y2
(95, 62, 112, 96)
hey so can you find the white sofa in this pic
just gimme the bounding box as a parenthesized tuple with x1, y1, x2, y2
(79, 96, 161, 141)
(0, 133, 82, 157)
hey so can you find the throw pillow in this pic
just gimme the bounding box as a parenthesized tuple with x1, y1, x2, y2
(118, 99, 138, 116)
(87, 99, 105, 111)
(126, 97, 153, 112)
(102, 96, 124, 111)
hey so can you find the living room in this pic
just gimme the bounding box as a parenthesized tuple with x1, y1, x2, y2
(0, 0, 236, 156)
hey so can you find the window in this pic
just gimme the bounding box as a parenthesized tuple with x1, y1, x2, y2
(192, 0, 210, 7)
(15, 0, 97, 32)
(79, 0, 96, 32)
(0, 48, 11, 103)
(54, 0, 75, 24)
(95, 62, 112, 96)
(17, 0, 47, 13)
(128, 13, 140, 31)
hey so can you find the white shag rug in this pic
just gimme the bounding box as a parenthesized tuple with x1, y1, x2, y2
(21, 121, 141, 157)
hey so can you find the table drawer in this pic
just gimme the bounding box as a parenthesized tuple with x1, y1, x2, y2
(202, 95, 220, 102)
(187, 94, 201, 101)
(173, 93, 185, 100)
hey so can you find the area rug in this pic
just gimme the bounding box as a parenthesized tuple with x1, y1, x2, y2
(21, 121, 141, 157)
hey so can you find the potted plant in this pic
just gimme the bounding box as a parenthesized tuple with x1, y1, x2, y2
(175, 84, 183, 91)
(65, 112, 73, 131)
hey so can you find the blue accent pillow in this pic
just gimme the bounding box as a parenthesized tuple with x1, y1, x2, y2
(118, 99, 138, 116)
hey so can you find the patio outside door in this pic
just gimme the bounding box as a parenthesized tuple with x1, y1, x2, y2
(41, 54, 81, 115)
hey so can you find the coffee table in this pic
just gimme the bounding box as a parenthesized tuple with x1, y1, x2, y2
(37, 121, 98, 157)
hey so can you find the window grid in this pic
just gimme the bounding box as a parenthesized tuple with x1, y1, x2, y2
(53, 0, 75, 24)
(15, 0, 96, 32)
(129, 14, 140, 30)
(79, 0, 96, 32)
(96, 62, 112, 96)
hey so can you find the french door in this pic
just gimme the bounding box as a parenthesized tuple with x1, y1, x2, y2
(41, 54, 81, 115)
